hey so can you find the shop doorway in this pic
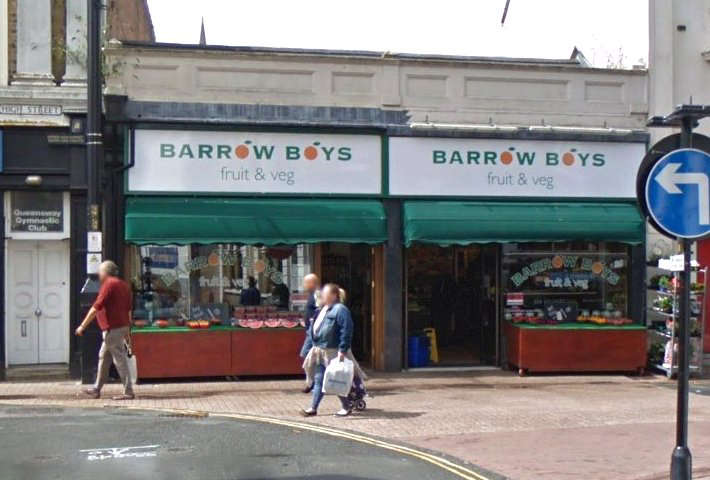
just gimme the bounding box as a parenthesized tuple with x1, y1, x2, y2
(406, 244, 499, 367)
(319, 244, 373, 365)
(6, 240, 70, 365)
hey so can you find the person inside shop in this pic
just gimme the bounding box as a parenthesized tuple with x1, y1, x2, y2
(240, 276, 261, 306)
(272, 281, 290, 309)
(75, 260, 135, 400)
(301, 274, 320, 340)
(299, 273, 321, 393)
(431, 273, 456, 346)
(300, 283, 367, 418)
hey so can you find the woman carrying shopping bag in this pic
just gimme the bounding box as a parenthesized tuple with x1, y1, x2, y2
(300, 283, 366, 417)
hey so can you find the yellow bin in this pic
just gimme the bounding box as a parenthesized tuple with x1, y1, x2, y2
(422, 327, 439, 364)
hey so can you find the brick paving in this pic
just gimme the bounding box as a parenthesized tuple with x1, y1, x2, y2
(2, 371, 710, 479)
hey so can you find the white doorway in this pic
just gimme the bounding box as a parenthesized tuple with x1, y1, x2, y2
(6, 240, 70, 365)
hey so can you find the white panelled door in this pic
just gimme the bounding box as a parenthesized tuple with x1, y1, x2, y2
(6, 241, 37, 364)
(7, 240, 69, 365)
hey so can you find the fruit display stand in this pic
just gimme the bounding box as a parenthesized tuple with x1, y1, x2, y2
(504, 322, 647, 375)
(131, 326, 305, 379)
(131, 326, 233, 379)
(647, 263, 706, 378)
(231, 328, 305, 376)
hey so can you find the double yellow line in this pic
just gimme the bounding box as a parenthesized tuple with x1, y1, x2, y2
(211, 411, 493, 480)
(115, 404, 494, 479)
(9, 401, 494, 478)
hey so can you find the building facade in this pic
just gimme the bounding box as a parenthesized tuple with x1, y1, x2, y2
(0, 0, 153, 379)
(101, 41, 650, 376)
(649, 0, 710, 359)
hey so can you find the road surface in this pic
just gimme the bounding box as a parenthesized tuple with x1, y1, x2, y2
(0, 405, 484, 480)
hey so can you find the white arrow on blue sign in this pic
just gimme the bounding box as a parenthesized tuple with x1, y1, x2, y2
(645, 148, 710, 239)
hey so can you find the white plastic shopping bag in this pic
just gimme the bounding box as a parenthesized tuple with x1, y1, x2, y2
(322, 357, 354, 396)
(125, 340, 138, 385)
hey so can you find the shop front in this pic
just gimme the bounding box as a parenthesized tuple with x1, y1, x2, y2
(390, 134, 648, 373)
(116, 125, 651, 377)
(122, 128, 387, 379)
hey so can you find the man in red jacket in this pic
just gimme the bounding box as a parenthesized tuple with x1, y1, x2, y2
(75, 260, 134, 400)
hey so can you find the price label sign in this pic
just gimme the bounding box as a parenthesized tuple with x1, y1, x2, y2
(87, 253, 102, 274)
(87, 231, 102, 253)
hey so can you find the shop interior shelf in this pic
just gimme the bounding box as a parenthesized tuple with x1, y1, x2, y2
(646, 263, 707, 378)
(648, 288, 704, 297)
(647, 262, 704, 271)
(652, 364, 701, 375)
(649, 310, 700, 319)
(648, 329, 702, 339)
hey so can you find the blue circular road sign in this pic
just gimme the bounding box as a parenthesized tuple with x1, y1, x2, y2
(645, 148, 710, 239)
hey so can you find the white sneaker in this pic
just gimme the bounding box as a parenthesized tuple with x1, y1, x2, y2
(335, 408, 352, 417)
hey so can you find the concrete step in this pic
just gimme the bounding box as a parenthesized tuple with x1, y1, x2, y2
(5, 364, 70, 382)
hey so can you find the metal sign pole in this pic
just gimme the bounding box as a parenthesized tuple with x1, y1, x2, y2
(671, 237, 692, 479)
(671, 115, 693, 480)
(86, 0, 102, 234)
(79, 0, 104, 384)
(643, 105, 710, 480)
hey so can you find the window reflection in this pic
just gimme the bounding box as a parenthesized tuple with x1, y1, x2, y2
(125, 244, 314, 328)
(501, 242, 631, 325)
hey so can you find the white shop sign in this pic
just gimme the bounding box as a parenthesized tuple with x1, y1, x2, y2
(388, 137, 645, 198)
(129, 130, 382, 194)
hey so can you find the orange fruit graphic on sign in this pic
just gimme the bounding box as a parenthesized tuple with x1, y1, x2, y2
(592, 262, 604, 274)
(254, 260, 266, 273)
(562, 152, 575, 166)
(208, 253, 219, 266)
(304, 146, 318, 160)
(235, 144, 249, 159)
(552, 255, 564, 268)
(500, 151, 513, 165)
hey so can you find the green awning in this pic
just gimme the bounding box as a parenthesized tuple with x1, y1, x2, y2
(125, 197, 387, 245)
(403, 201, 644, 246)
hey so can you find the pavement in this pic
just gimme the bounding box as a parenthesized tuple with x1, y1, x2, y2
(1, 371, 710, 480)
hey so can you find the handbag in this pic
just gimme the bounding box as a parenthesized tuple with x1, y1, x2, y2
(124, 340, 138, 385)
(322, 357, 354, 396)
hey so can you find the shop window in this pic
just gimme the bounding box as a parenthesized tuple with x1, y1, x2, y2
(124, 244, 315, 329)
(501, 242, 631, 326)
